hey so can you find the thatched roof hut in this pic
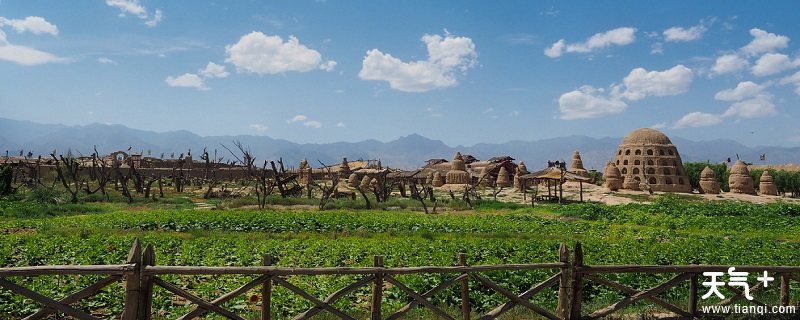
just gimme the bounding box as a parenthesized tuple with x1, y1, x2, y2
(699, 166, 721, 194)
(603, 162, 622, 191)
(759, 170, 778, 196)
(729, 160, 755, 195)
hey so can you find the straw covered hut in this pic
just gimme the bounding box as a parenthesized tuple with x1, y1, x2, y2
(570, 151, 589, 178)
(759, 170, 778, 196)
(445, 152, 471, 185)
(513, 161, 529, 190)
(698, 166, 721, 194)
(496, 166, 512, 187)
(603, 162, 622, 191)
(729, 160, 755, 195)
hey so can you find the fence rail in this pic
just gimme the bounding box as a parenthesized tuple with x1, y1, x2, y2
(0, 240, 796, 319)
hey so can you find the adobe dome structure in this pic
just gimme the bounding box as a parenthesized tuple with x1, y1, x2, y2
(759, 170, 778, 196)
(445, 152, 471, 185)
(729, 160, 755, 195)
(698, 166, 721, 194)
(603, 162, 622, 191)
(613, 128, 692, 193)
(570, 151, 589, 178)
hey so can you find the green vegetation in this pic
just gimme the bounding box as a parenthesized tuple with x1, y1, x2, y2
(2, 194, 800, 318)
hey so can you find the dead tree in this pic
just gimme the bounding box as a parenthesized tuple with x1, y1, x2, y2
(409, 180, 437, 214)
(270, 158, 302, 198)
(84, 147, 113, 200)
(50, 151, 83, 204)
(112, 158, 133, 203)
(311, 160, 339, 211)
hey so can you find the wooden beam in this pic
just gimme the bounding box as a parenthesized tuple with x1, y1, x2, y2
(588, 273, 691, 319)
(24, 275, 121, 320)
(386, 274, 466, 320)
(471, 274, 559, 320)
(0, 264, 136, 277)
(272, 277, 356, 320)
(583, 275, 690, 317)
(143, 263, 566, 276)
(0, 277, 101, 320)
(371, 256, 383, 320)
(385, 275, 455, 320)
(294, 275, 375, 320)
(121, 239, 142, 320)
(459, 253, 470, 320)
(482, 273, 560, 319)
(177, 275, 267, 320)
(153, 277, 245, 320)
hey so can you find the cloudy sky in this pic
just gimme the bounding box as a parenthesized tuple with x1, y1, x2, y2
(1, 1, 800, 147)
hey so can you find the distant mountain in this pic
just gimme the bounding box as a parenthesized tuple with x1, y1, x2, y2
(1, 117, 798, 170)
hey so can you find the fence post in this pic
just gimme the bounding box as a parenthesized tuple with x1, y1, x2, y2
(688, 272, 698, 316)
(569, 242, 583, 320)
(121, 239, 142, 320)
(780, 273, 790, 306)
(459, 253, 470, 320)
(371, 255, 384, 320)
(139, 244, 155, 320)
(556, 243, 570, 319)
(262, 254, 273, 320)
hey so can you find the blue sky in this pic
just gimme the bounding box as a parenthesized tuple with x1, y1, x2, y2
(1, 1, 800, 147)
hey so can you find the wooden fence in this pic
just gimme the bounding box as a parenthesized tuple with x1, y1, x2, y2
(0, 240, 797, 320)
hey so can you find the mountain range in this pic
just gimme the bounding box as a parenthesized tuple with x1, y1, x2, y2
(1, 117, 798, 170)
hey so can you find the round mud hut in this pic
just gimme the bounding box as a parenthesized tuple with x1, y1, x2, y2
(729, 160, 756, 195)
(613, 128, 692, 193)
(759, 170, 778, 196)
(698, 166, 721, 194)
(603, 162, 622, 191)
(445, 152, 471, 185)
(570, 151, 589, 178)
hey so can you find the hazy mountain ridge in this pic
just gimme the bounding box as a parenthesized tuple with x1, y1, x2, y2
(1, 118, 798, 170)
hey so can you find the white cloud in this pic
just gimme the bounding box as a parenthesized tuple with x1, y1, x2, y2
(544, 39, 566, 58)
(336, 122, 345, 128)
(711, 54, 748, 75)
(0, 16, 58, 36)
(287, 115, 308, 123)
(714, 81, 765, 101)
(249, 123, 268, 132)
(741, 28, 789, 56)
(0, 16, 65, 65)
(544, 27, 636, 58)
(303, 120, 322, 129)
(751, 53, 799, 76)
(144, 9, 162, 28)
(672, 112, 723, 128)
(780, 71, 800, 95)
(0, 43, 65, 65)
(618, 65, 693, 101)
(650, 122, 667, 129)
(650, 42, 663, 55)
(199, 62, 229, 78)
(165, 73, 207, 90)
(225, 31, 335, 74)
(723, 96, 777, 118)
(97, 57, 117, 65)
(663, 24, 706, 42)
(359, 32, 477, 92)
(105, 0, 163, 27)
(558, 85, 627, 120)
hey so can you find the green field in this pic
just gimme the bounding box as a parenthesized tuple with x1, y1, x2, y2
(2, 195, 800, 319)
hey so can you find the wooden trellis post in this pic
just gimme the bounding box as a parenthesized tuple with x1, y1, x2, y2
(781, 273, 790, 306)
(688, 271, 698, 316)
(262, 254, 273, 320)
(556, 243, 570, 319)
(139, 244, 155, 320)
(459, 253, 470, 320)
(569, 242, 583, 320)
(372, 255, 384, 320)
(121, 239, 142, 320)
